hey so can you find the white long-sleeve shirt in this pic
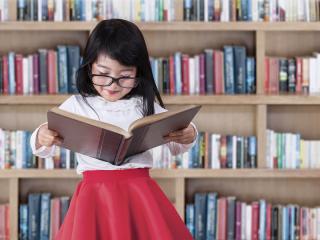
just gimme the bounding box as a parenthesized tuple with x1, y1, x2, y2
(30, 95, 197, 174)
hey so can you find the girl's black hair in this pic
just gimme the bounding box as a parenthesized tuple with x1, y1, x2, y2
(76, 19, 165, 117)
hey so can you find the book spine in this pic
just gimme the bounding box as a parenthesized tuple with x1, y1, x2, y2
(114, 137, 133, 166)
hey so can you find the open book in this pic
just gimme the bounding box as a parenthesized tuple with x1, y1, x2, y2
(47, 105, 201, 165)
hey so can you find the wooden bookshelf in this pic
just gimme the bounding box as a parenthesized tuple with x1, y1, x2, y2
(2, 1, 320, 239)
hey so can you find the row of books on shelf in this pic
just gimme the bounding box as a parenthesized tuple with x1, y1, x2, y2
(151, 46, 256, 95)
(186, 192, 320, 240)
(265, 55, 320, 94)
(0, 129, 77, 169)
(152, 133, 257, 169)
(0, 203, 9, 240)
(19, 193, 70, 240)
(266, 129, 320, 169)
(0, 45, 80, 95)
(15, 0, 175, 22)
(184, 0, 320, 22)
(0, 45, 255, 95)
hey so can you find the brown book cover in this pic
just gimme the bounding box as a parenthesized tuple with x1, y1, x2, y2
(47, 105, 201, 165)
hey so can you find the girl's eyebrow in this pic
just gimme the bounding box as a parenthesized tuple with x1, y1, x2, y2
(96, 63, 134, 71)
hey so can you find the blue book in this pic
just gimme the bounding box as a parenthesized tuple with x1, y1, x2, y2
(195, 193, 207, 240)
(8, 52, 15, 95)
(57, 45, 68, 94)
(206, 192, 218, 240)
(282, 206, 289, 240)
(40, 193, 51, 240)
(186, 204, 195, 237)
(246, 57, 256, 94)
(67, 45, 80, 93)
(223, 46, 235, 94)
(28, 193, 41, 240)
(174, 52, 182, 94)
(233, 46, 247, 94)
(259, 200, 266, 240)
(248, 136, 257, 168)
(19, 204, 28, 240)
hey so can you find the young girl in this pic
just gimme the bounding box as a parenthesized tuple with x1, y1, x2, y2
(30, 19, 196, 240)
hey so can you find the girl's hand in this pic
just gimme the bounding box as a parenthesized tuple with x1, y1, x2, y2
(164, 124, 196, 144)
(36, 123, 63, 149)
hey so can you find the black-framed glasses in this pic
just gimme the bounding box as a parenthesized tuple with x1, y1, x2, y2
(89, 73, 140, 89)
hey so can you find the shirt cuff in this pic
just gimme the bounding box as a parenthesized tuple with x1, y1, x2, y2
(30, 123, 56, 157)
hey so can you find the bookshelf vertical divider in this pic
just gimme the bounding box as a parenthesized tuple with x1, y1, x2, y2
(9, 178, 18, 240)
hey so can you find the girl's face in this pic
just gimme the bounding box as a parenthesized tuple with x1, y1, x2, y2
(91, 54, 137, 102)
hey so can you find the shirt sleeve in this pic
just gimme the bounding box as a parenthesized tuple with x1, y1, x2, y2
(154, 102, 198, 156)
(29, 96, 77, 158)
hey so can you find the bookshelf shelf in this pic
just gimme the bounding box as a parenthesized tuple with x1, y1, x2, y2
(1, 94, 320, 105)
(2, 169, 320, 179)
(2, 21, 320, 32)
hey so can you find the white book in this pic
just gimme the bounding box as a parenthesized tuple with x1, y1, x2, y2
(204, 0, 209, 21)
(54, 0, 63, 21)
(45, 157, 54, 169)
(22, 57, 29, 95)
(300, 139, 305, 168)
(195, 55, 200, 94)
(312, 53, 320, 93)
(15, 131, 23, 169)
(246, 205, 252, 240)
(241, 202, 247, 240)
(309, 57, 317, 94)
(305, 141, 310, 168)
(65, 149, 70, 169)
(266, 130, 272, 168)
(28, 55, 33, 94)
(0, 129, 4, 169)
(0, 0, 3, 21)
(232, 135, 237, 169)
(211, 134, 221, 169)
(38, 0, 42, 21)
(188, 57, 195, 95)
(85, 0, 93, 21)
(169, 0, 175, 21)
(304, 0, 310, 21)
(252, 0, 259, 21)
(316, 208, 320, 239)
(182, 151, 189, 169)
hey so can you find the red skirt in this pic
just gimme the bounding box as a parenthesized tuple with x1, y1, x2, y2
(55, 168, 193, 240)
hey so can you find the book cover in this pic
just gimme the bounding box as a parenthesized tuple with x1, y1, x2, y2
(47, 105, 201, 165)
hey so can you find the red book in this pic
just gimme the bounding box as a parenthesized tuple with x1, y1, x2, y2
(269, 58, 279, 94)
(2, 56, 9, 94)
(251, 202, 259, 240)
(264, 57, 270, 93)
(217, 197, 227, 240)
(219, 136, 227, 168)
(169, 56, 175, 95)
(296, 57, 303, 93)
(47, 50, 57, 94)
(33, 54, 40, 94)
(199, 53, 206, 94)
(235, 201, 242, 240)
(266, 203, 272, 240)
(214, 51, 224, 94)
(182, 54, 190, 94)
(50, 198, 61, 239)
(15, 54, 23, 95)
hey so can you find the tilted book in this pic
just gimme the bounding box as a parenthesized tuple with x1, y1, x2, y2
(47, 105, 201, 165)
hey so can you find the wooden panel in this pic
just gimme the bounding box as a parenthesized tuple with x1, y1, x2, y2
(0, 105, 55, 131)
(143, 31, 255, 57)
(186, 178, 320, 207)
(9, 179, 18, 240)
(0, 180, 9, 203)
(256, 105, 267, 168)
(19, 179, 80, 203)
(268, 105, 320, 139)
(154, 178, 177, 204)
(167, 105, 256, 136)
(256, 31, 265, 94)
(0, 31, 88, 55)
(266, 31, 320, 57)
